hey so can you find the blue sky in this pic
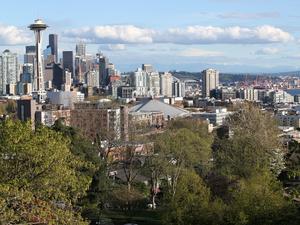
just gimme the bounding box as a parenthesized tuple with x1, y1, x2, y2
(1, 0, 300, 73)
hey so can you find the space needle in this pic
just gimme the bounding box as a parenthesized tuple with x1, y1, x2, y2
(28, 19, 48, 102)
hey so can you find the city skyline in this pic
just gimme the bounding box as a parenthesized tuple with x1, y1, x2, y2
(1, 0, 300, 73)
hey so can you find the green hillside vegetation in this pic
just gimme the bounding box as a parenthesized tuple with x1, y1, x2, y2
(0, 104, 299, 224)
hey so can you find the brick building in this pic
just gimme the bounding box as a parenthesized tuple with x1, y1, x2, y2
(70, 102, 128, 141)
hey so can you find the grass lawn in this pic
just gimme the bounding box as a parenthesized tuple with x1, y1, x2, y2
(89, 209, 162, 225)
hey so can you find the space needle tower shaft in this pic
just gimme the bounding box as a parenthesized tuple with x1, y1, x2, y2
(28, 19, 48, 102)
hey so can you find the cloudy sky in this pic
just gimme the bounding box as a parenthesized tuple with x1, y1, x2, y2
(1, 0, 300, 73)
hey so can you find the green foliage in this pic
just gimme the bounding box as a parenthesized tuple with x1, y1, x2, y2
(0, 103, 6, 115)
(285, 140, 300, 180)
(225, 172, 300, 225)
(0, 119, 92, 224)
(279, 140, 300, 199)
(162, 170, 226, 225)
(214, 104, 285, 178)
(153, 127, 213, 200)
(5, 100, 17, 114)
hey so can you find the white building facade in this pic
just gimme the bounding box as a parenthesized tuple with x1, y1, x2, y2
(160, 72, 173, 97)
(0, 50, 19, 95)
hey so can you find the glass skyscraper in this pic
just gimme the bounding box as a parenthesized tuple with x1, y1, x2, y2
(0, 50, 19, 95)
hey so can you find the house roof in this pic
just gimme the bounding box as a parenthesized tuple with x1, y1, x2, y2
(129, 99, 190, 120)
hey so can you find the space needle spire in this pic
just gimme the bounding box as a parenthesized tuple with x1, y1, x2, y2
(28, 19, 48, 102)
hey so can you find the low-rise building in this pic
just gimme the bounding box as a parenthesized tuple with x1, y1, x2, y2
(130, 99, 190, 120)
(70, 102, 128, 141)
(129, 111, 164, 129)
(275, 112, 300, 128)
(35, 107, 71, 127)
(192, 107, 231, 126)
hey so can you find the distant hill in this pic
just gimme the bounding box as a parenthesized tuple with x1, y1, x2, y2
(171, 71, 258, 83)
(171, 71, 297, 83)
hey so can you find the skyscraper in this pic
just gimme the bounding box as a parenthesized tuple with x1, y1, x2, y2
(62, 51, 73, 77)
(22, 63, 34, 83)
(49, 34, 58, 63)
(98, 54, 109, 86)
(132, 68, 148, 97)
(63, 70, 72, 91)
(142, 64, 154, 73)
(52, 63, 64, 90)
(24, 45, 35, 64)
(76, 41, 86, 57)
(172, 80, 185, 97)
(160, 72, 173, 97)
(0, 50, 19, 95)
(148, 72, 160, 97)
(201, 69, 219, 98)
(26, 46, 35, 53)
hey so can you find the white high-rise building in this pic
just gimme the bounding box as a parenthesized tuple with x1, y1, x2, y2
(172, 80, 185, 97)
(142, 64, 154, 73)
(62, 70, 72, 91)
(160, 72, 173, 97)
(76, 41, 86, 57)
(85, 70, 100, 88)
(132, 68, 148, 97)
(202, 69, 219, 98)
(148, 72, 160, 97)
(0, 50, 19, 95)
(240, 88, 259, 101)
(270, 90, 294, 103)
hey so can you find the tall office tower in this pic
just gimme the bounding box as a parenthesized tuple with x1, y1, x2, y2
(107, 63, 115, 77)
(62, 51, 74, 77)
(201, 68, 219, 98)
(22, 63, 34, 83)
(0, 50, 19, 95)
(132, 68, 148, 97)
(99, 54, 109, 86)
(24, 45, 36, 64)
(148, 72, 160, 97)
(142, 64, 154, 73)
(43, 45, 54, 65)
(26, 45, 36, 53)
(160, 72, 173, 97)
(52, 63, 64, 90)
(28, 19, 48, 102)
(76, 41, 86, 57)
(62, 70, 72, 91)
(172, 80, 186, 97)
(85, 70, 99, 88)
(49, 34, 58, 63)
(75, 56, 84, 83)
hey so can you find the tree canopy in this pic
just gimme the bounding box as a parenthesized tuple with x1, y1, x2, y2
(0, 119, 92, 224)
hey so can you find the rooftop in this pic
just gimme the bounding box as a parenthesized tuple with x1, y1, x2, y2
(130, 99, 190, 120)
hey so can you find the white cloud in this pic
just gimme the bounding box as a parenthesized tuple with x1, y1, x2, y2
(101, 44, 126, 51)
(0, 24, 31, 45)
(63, 25, 154, 44)
(157, 25, 293, 44)
(63, 25, 293, 45)
(255, 47, 279, 55)
(178, 48, 223, 57)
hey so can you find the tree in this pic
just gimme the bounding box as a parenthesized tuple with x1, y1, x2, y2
(225, 172, 300, 225)
(214, 104, 285, 179)
(0, 119, 92, 224)
(155, 128, 212, 197)
(162, 170, 226, 225)
(5, 100, 17, 114)
(279, 140, 300, 199)
(52, 119, 114, 215)
(144, 151, 169, 209)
